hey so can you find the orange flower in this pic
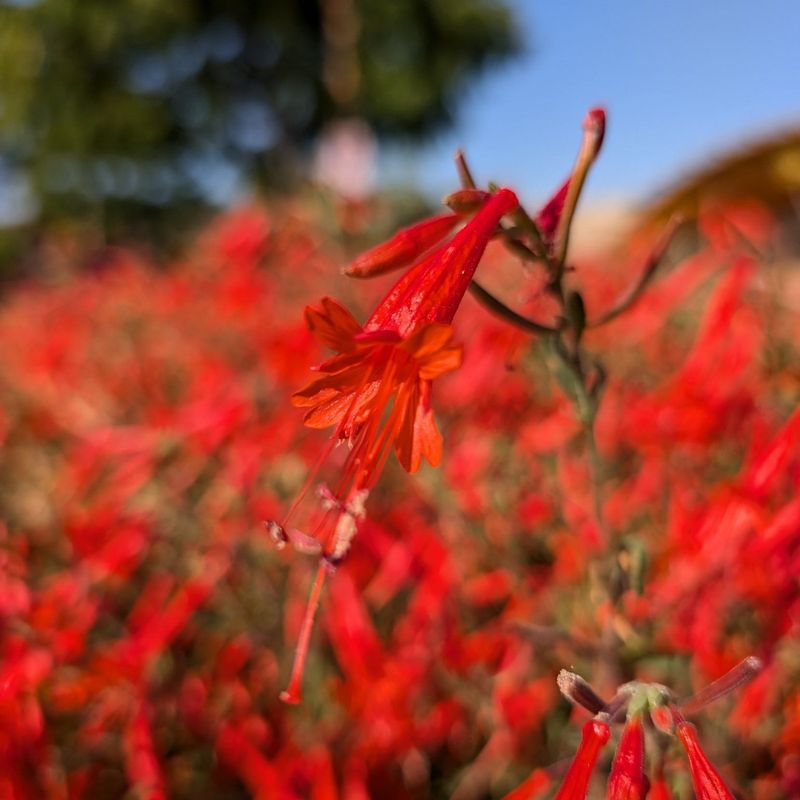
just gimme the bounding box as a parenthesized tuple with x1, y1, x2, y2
(274, 188, 519, 704)
(293, 301, 463, 477)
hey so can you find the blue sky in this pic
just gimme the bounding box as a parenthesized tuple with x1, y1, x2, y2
(380, 0, 800, 206)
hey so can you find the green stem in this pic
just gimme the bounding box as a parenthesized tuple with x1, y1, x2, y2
(468, 281, 557, 335)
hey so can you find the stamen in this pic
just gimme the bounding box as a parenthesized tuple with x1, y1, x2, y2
(280, 430, 342, 530)
(280, 560, 329, 705)
(263, 520, 323, 555)
(281, 356, 396, 704)
(285, 527, 323, 556)
(322, 552, 343, 572)
(316, 477, 368, 521)
(316, 483, 342, 511)
(328, 500, 363, 563)
(330, 354, 401, 509)
(265, 520, 288, 549)
(346, 488, 369, 518)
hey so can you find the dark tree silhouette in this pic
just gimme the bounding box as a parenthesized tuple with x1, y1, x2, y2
(0, 0, 520, 238)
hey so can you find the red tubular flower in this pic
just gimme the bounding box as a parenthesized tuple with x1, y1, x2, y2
(648, 773, 673, 800)
(292, 189, 518, 482)
(277, 188, 519, 704)
(553, 718, 611, 800)
(608, 715, 647, 800)
(676, 720, 736, 800)
(123, 701, 167, 800)
(364, 189, 518, 335)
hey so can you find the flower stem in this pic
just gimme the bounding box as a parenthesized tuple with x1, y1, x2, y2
(468, 280, 557, 334)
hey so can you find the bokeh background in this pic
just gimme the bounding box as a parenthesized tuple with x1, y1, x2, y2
(1, 2, 799, 798)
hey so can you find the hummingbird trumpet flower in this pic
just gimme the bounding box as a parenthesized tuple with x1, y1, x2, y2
(272, 188, 519, 704)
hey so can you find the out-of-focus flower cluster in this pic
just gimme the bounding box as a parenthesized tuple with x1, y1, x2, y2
(0, 195, 798, 798)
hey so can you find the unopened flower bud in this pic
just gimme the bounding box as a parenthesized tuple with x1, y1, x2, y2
(650, 705, 674, 735)
(443, 188, 492, 215)
(583, 107, 606, 161)
(343, 213, 460, 278)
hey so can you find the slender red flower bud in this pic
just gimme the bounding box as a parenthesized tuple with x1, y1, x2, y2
(676, 720, 736, 800)
(536, 178, 570, 243)
(343, 213, 461, 278)
(553, 718, 611, 800)
(552, 107, 607, 263)
(608, 715, 647, 800)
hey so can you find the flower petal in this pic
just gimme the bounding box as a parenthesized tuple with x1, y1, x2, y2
(403, 323, 463, 380)
(402, 323, 454, 359)
(393, 380, 442, 473)
(417, 344, 463, 381)
(301, 391, 361, 429)
(304, 297, 362, 352)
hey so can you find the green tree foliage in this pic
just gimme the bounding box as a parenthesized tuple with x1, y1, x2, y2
(0, 0, 519, 238)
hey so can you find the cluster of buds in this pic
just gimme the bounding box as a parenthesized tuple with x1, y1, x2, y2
(551, 656, 762, 799)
